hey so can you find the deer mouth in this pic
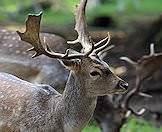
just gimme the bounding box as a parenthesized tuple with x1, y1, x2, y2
(115, 80, 128, 94)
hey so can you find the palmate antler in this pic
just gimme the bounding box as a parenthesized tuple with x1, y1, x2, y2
(68, 0, 113, 55)
(67, 0, 114, 55)
(120, 43, 162, 117)
(17, 0, 113, 60)
(16, 12, 86, 60)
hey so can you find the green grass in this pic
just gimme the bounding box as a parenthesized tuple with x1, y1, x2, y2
(121, 117, 161, 132)
(83, 117, 162, 132)
(83, 124, 101, 132)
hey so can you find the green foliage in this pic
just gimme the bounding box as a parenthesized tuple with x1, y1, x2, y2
(121, 117, 161, 132)
(42, 10, 73, 26)
(83, 117, 162, 132)
(139, 0, 162, 13)
(83, 121, 101, 132)
(83, 124, 101, 132)
(0, 0, 162, 26)
(64, 0, 80, 11)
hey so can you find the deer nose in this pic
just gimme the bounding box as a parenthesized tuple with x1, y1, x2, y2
(118, 80, 128, 91)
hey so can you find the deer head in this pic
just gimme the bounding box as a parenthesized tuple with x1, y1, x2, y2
(17, 0, 128, 96)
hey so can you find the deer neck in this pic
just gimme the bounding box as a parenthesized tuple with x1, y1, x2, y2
(62, 71, 97, 131)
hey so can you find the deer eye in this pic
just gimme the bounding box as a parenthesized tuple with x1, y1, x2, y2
(90, 71, 101, 76)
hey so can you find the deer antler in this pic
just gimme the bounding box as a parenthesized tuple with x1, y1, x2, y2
(67, 0, 91, 52)
(67, 0, 113, 56)
(17, 12, 44, 58)
(17, 13, 88, 60)
(94, 32, 112, 54)
(98, 44, 115, 59)
(120, 57, 137, 67)
(121, 77, 146, 117)
(150, 43, 155, 56)
(17, 0, 114, 60)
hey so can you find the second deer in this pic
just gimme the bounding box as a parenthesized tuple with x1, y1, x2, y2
(0, 28, 68, 92)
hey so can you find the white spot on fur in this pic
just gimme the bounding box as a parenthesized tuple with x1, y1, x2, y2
(18, 106, 22, 111)
(12, 37, 16, 40)
(3, 43, 7, 46)
(9, 44, 13, 47)
(22, 51, 26, 55)
(4, 106, 8, 110)
(0, 95, 4, 99)
(1, 29, 6, 32)
(0, 121, 4, 126)
(16, 50, 20, 54)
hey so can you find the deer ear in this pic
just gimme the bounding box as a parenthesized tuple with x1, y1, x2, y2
(60, 60, 79, 70)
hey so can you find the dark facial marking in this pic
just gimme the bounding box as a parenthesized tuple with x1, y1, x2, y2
(103, 67, 112, 75)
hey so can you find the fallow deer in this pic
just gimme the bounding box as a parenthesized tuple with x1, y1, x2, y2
(0, 0, 128, 131)
(118, 43, 162, 127)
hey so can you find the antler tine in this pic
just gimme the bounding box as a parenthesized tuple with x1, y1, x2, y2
(94, 35, 109, 48)
(17, 12, 86, 60)
(121, 73, 147, 117)
(138, 92, 152, 98)
(67, 0, 93, 53)
(131, 108, 146, 116)
(125, 108, 146, 118)
(121, 78, 142, 111)
(98, 45, 115, 59)
(67, 0, 113, 56)
(94, 32, 111, 55)
(120, 57, 137, 67)
(150, 43, 155, 56)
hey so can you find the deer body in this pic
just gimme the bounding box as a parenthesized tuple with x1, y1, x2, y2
(0, 72, 96, 132)
(0, 72, 62, 131)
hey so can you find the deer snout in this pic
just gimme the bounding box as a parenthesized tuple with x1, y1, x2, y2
(116, 80, 128, 93)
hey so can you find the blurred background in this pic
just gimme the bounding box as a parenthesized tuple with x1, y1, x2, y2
(0, 0, 162, 132)
(1, 0, 162, 33)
